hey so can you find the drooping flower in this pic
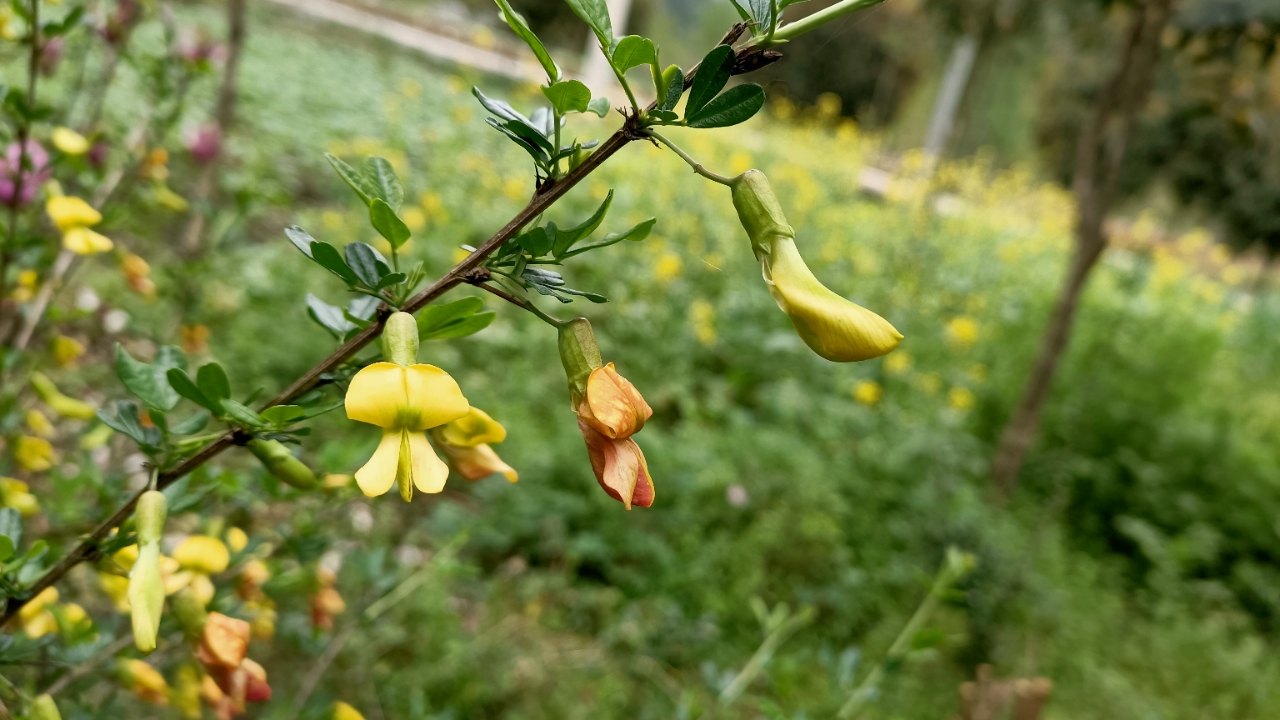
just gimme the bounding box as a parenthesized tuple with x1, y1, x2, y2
(173, 535, 230, 575)
(1, 478, 40, 516)
(345, 312, 470, 500)
(47, 194, 112, 255)
(195, 612, 272, 716)
(730, 170, 902, 362)
(558, 319, 655, 509)
(310, 567, 346, 631)
(14, 435, 57, 472)
(431, 407, 517, 483)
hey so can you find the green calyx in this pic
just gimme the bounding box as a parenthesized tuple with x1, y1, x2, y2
(247, 438, 318, 490)
(381, 311, 420, 367)
(169, 587, 210, 639)
(557, 318, 603, 407)
(730, 170, 796, 259)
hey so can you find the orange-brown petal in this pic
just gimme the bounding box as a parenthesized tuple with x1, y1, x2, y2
(578, 419, 655, 510)
(581, 363, 652, 439)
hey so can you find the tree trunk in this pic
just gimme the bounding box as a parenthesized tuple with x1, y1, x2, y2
(991, 0, 1173, 496)
(179, 0, 246, 255)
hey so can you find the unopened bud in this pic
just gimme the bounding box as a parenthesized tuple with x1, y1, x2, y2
(380, 311, 419, 367)
(170, 587, 210, 639)
(128, 543, 164, 653)
(247, 439, 318, 490)
(135, 490, 167, 545)
(29, 695, 61, 720)
(557, 318, 603, 407)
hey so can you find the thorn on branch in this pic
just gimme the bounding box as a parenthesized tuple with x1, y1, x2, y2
(734, 48, 784, 75)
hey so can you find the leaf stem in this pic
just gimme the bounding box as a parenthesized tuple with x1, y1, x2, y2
(647, 130, 735, 186)
(763, 0, 886, 46)
(473, 280, 565, 328)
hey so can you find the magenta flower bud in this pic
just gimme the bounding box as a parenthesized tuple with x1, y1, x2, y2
(0, 140, 52, 207)
(89, 141, 110, 168)
(39, 37, 66, 77)
(186, 124, 221, 164)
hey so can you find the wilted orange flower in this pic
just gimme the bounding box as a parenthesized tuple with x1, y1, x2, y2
(182, 324, 211, 355)
(310, 567, 346, 630)
(575, 364, 655, 510)
(122, 253, 156, 298)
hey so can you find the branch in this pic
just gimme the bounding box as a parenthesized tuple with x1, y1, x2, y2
(41, 635, 133, 698)
(0, 25, 775, 625)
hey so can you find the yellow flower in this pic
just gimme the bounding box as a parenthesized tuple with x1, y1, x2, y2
(334, 701, 367, 720)
(945, 316, 979, 348)
(12, 269, 37, 302)
(1, 479, 39, 516)
(918, 372, 942, 396)
(100, 573, 130, 612)
(225, 527, 248, 554)
(173, 536, 230, 575)
(51, 127, 90, 155)
(346, 313, 470, 500)
(853, 380, 882, 406)
(26, 408, 55, 438)
(14, 435, 57, 472)
(731, 171, 902, 362)
(173, 665, 203, 720)
(51, 335, 85, 367)
(949, 387, 976, 411)
(433, 408, 518, 483)
(47, 196, 112, 255)
(118, 658, 169, 705)
(884, 351, 912, 375)
(19, 588, 60, 638)
(29, 372, 97, 420)
(79, 423, 114, 450)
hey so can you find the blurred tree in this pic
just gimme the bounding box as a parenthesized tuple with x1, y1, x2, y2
(993, 0, 1174, 493)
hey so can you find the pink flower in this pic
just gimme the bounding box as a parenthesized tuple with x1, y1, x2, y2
(39, 37, 65, 76)
(0, 141, 51, 207)
(186, 124, 222, 164)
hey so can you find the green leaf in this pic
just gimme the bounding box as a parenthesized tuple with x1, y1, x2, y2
(364, 157, 404, 211)
(542, 80, 592, 115)
(473, 87, 539, 132)
(197, 363, 231, 401)
(727, 0, 751, 21)
(748, 0, 776, 30)
(169, 411, 210, 436)
(0, 508, 21, 563)
(552, 191, 614, 257)
(658, 66, 685, 112)
(561, 217, 656, 257)
(310, 241, 359, 285)
(325, 153, 376, 206)
(686, 83, 766, 128)
(417, 297, 484, 333)
(685, 45, 736, 118)
(611, 36, 656, 72)
(285, 226, 316, 257)
(98, 400, 161, 452)
(375, 273, 407, 290)
(220, 399, 268, 429)
(422, 312, 496, 340)
(779, 0, 809, 7)
(910, 628, 947, 651)
(587, 97, 611, 118)
(494, 0, 560, 82)
(166, 368, 219, 413)
(261, 405, 307, 426)
(517, 226, 555, 257)
(307, 294, 355, 337)
(345, 242, 391, 288)
(115, 345, 186, 412)
(564, 0, 613, 45)
(369, 199, 412, 248)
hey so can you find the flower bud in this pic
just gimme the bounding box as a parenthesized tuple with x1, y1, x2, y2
(30, 694, 62, 720)
(557, 318, 603, 406)
(135, 490, 167, 545)
(128, 542, 164, 653)
(380, 311, 419, 367)
(730, 170, 903, 362)
(170, 587, 210, 639)
(246, 439, 317, 490)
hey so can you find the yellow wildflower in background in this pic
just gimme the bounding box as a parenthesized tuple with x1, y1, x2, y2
(225, 527, 248, 553)
(689, 300, 717, 346)
(51, 127, 90, 155)
(654, 252, 683, 282)
(26, 409, 54, 438)
(173, 536, 230, 575)
(47, 196, 112, 255)
(884, 351, 912, 375)
(14, 435, 56, 472)
(51, 335, 85, 367)
(945, 316, 979, 348)
(334, 701, 367, 720)
(402, 207, 426, 231)
(949, 387, 976, 411)
(853, 380, 882, 406)
(918, 372, 943, 396)
(1, 478, 39, 516)
(12, 270, 37, 302)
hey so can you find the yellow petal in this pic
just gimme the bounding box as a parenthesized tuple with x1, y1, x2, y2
(403, 364, 470, 430)
(46, 196, 101, 231)
(354, 429, 401, 497)
(172, 536, 229, 574)
(437, 406, 506, 448)
(407, 431, 449, 494)
(62, 227, 113, 255)
(765, 238, 903, 362)
(52, 127, 90, 155)
(346, 363, 409, 428)
(581, 364, 652, 439)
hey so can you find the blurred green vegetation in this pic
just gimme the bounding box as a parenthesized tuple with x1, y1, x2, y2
(7, 1, 1280, 718)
